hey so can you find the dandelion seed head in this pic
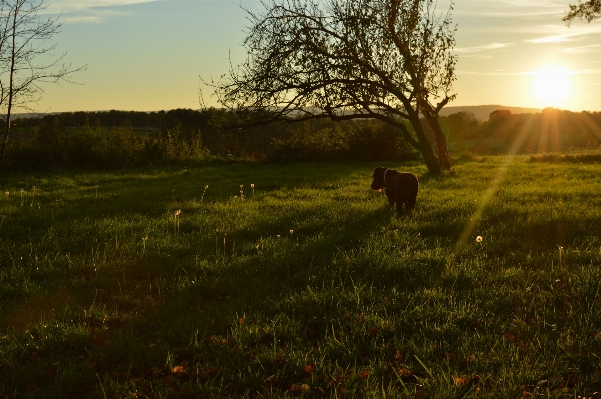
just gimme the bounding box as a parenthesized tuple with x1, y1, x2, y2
(277, 234, 280, 238)
(476, 236, 483, 243)
(251, 184, 255, 188)
(290, 229, 294, 234)
(205, 185, 209, 189)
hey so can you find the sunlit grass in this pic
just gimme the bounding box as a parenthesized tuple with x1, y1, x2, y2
(1, 155, 601, 397)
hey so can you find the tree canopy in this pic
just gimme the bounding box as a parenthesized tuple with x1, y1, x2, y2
(210, 0, 458, 174)
(564, 0, 601, 24)
(0, 0, 84, 165)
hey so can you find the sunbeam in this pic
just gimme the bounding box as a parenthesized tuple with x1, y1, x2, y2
(453, 114, 539, 256)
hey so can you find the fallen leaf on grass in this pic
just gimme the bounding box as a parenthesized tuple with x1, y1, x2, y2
(359, 370, 369, 379)
(304, 364, 314, 374)
(300, 384, 311, 393)
(453, 376, 469, 387)
(398, 368, 413, 378)
(172, 365, 187, 375)
(289, 383, 312, 393)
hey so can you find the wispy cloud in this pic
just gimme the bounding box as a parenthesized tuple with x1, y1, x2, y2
(528, 34, 572, 43)
(47, 0, 157, 13)
(44, 1, 158, 23)
(457, 70, 530, 76)
(64, 15, 102, 23)
(455, 42, 515, 53)
(572, 68, 601, 75)
(527, 24, 601, 43)
(62, 8, 127, 24)
(455, 0, 568, 18)
(458, 67, 601, 76)
(563, 44, 601, 53)
(461, 55, 494, 59)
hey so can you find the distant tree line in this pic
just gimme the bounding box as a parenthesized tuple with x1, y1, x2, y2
(4, 107, 600, 170)
(438, 108, 601, 154)
(5, 108, 420, 170)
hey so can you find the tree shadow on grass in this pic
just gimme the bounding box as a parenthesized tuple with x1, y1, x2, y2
(1, 162, 420, 396)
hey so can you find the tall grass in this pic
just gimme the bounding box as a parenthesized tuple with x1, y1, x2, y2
(1, 154, 601, 398)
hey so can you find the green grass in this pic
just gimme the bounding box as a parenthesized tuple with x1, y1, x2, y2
(1, 155, 601, 398)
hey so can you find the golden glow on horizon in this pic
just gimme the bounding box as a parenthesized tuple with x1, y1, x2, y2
(532, 66, 572, 109)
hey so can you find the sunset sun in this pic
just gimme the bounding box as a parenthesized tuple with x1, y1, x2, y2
(532, 66, 572, 108)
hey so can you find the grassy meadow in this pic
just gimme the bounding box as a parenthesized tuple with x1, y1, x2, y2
(1, 154, 601, 398)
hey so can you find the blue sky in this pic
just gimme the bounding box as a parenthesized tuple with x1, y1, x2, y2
(32, 0, 601, 112)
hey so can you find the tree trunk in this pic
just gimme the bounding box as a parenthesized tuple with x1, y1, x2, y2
(425, 114, 451, 171)
(408, 117, 442, 175)
(418, 140, 443, 175)
(0, 9, 18, 167)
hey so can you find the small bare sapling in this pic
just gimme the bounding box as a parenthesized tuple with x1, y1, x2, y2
(30, 186, 36, 207)
(201, 185, 208, 203)
(174, 210, 182, 235)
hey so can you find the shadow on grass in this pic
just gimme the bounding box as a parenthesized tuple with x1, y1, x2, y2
(0, 161, 421, 396)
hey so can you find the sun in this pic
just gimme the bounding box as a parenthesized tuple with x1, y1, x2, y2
(532, 66, 571, 108)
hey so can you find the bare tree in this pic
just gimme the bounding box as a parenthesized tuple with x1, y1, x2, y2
(0, 0, 85, 165)
(564, 0, 601, 24)
(209, 0, 457, 174)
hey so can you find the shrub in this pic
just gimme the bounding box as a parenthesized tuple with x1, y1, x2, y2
(4, 120, 210, 170)
(268, 120, 418, 162)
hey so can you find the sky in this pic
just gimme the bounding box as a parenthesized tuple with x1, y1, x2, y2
(25, 0, 601, 113)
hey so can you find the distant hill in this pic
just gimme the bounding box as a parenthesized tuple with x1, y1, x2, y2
(11, 106, 543, 122)
(439, 105, 542, 121)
